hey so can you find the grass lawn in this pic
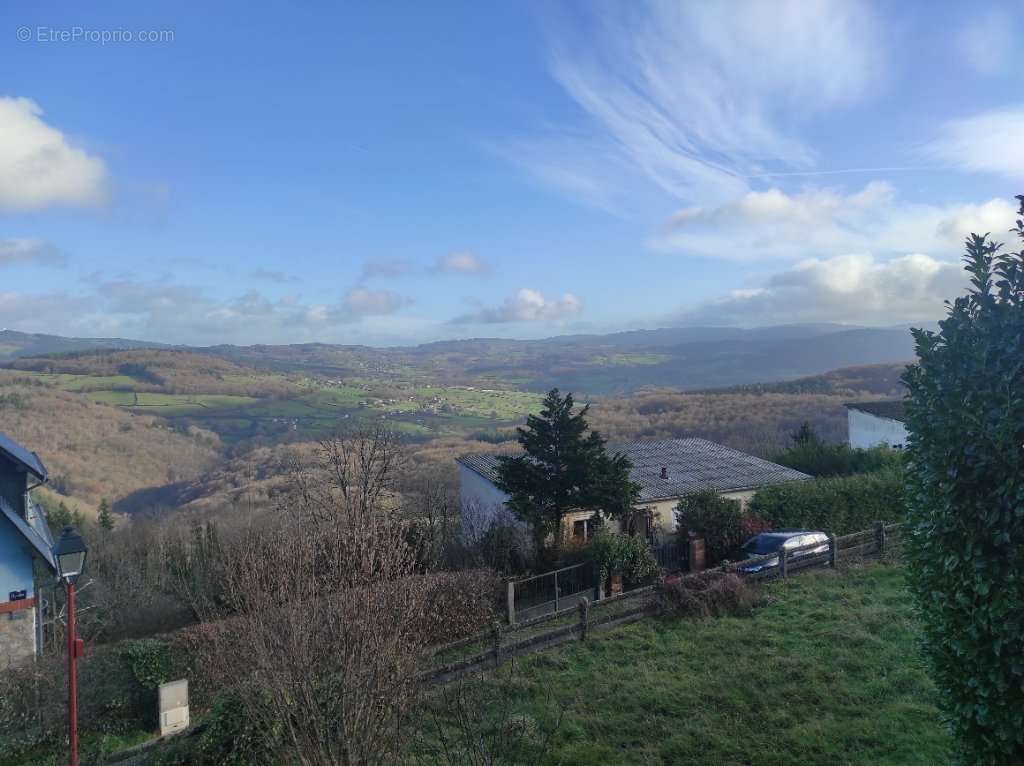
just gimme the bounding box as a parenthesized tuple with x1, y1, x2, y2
(413, 564, 949, 766)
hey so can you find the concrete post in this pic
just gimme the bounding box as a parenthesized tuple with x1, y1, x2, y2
(491, 621, 502, 668)
(874, 521, 886, 554)
(688, 534, 706, 573)
(779, 547, 789, 578)
(829, 535, 839, 569)
(578, 597, 590, 641)
(506, 581, 515, 625)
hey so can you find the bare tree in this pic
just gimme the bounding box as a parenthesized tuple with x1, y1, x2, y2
(194, 427, 430, 766)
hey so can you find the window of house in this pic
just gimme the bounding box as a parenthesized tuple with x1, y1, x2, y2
(573, 519, 594, 540)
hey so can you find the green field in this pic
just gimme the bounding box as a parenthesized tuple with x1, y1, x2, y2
(413, 564, 949, 766)
(7, 369, 538, 443)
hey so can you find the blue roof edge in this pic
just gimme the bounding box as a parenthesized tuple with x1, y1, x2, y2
(0, 496, 57, 572)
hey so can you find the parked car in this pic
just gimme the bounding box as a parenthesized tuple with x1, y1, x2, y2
(736, 529, 829, 574)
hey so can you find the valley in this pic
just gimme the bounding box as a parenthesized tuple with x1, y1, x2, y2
(0, 328, 911, 523)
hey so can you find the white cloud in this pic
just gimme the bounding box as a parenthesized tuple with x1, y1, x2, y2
(521, 0, 882, 208)
(0, 238, 65, 268)
(657, 183, 1018, 260)
(0, 97, 109, 211)
(432, 250, 488, 275)
(49, 278, 411, 344)
(957, 7, 1016, 75)
(359, 258, 416, 281)
(452, 288, 582, 324)
(0, 291, 95, 334)
(681, 253, 965, 326)
(332, 288, 405, 321)
(923, 107, 1024, 179)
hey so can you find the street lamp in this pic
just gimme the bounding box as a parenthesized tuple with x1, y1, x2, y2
(53, 526, 88, 766)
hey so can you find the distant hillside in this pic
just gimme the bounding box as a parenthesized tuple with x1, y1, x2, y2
(204, 324, 918, 394)
(0, 329, 164, 361)
(699, 362, 909, 397)
(0, 371, 219, 512)
(1, 323, 919, 394)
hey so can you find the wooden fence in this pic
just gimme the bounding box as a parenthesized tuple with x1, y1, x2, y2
(422, 521, 902, 684)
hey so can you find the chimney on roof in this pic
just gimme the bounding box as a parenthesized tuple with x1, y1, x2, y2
(660, 466, 668, 480)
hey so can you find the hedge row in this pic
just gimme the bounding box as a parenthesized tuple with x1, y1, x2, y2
(748, 468, 905, 536)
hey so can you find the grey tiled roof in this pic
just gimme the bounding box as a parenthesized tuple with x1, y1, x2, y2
(845, 400, 906, 423)
(0, 430, 48, 480)
(457, 438, 810, 502)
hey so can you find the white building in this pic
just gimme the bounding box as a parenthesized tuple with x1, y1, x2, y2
(457, 438, 811, 542)
(846, 401, 908, 450)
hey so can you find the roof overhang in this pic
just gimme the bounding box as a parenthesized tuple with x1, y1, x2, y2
(0, 497, 57, 572)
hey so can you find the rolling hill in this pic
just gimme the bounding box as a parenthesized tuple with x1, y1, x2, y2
(1, 323, 918, 395)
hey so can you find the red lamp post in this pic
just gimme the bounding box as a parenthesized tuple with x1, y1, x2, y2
(53, 527, 88, 766)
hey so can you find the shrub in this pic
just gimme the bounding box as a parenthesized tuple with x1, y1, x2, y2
(674, 490, 749, 565)
(773, 437, 903, 477)
(747, 468, 904, 536)
(657, 571, 760, 619)
(417, 569, 502, 644)
(903, 219, 1024, 764)
(587, 530, 658, 587)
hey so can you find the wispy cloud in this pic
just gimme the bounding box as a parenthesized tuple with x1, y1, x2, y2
(359, 258, 417, 281)
(0, 238, 66, 268)
(451, 288, 581, 324)
(359, 252, 490, 282)
(330, 288, 406, 322)
(923, 106, 1024, 179)
(431, 250, 488, 275)
(517, 0, 883, 209)
(957, 6, 1017, 75)
(657, 183, 1017, 261)
(0, 97, 109, 211)
(250, 268, 299, 283)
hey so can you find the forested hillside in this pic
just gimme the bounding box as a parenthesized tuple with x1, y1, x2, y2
(0, 372, 219, 514)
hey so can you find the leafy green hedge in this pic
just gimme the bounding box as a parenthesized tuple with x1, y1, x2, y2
(587, 530, 658, 587)
(748, 469, 904, 536)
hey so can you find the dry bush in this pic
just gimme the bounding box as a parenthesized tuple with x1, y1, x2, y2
(657, 571, 760, 620)
(417, 569, 502, 644)
(189, 427, 433, 766)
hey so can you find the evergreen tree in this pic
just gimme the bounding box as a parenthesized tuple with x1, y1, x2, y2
(903, 196, 1024, 763)
(46, 501, 73, 532)
(496, 389, 639, 557)
(97, 498, 115, 531)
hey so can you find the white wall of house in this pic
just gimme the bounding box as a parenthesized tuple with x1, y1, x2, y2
(458, 463, 512, 539)
(848, 409, 907, 449)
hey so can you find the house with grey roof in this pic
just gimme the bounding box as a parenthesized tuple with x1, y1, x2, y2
(845, 401, 907, 450)
(0, 431, 56, 667)
(457, 438, 810, 543)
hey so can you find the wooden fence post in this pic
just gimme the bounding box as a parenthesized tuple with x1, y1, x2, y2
(829, 535, 839, 569)
(507, 581, 516, 625)
(578, 596, 590, 641)
(874, 521, 886, 555)
(491, 621, 502, 668)
(779, 547, 789, 579)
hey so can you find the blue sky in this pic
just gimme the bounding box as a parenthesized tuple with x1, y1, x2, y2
(1, 1, 1023, 346)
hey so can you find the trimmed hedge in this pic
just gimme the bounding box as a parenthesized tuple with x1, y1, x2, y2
(747, 468, 904, 536)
